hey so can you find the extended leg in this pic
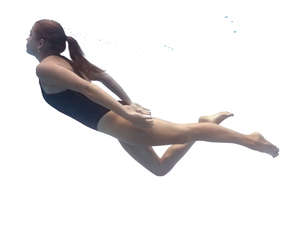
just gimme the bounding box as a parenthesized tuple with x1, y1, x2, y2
(98, 108, 279, 156)
(118, 112, 234, 176)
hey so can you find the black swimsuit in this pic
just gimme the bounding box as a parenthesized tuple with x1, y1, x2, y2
(39, 81, 126, 131)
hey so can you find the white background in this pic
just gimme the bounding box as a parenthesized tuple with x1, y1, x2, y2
(1, 0, 299, 228)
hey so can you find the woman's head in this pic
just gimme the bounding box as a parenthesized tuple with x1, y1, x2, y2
(26, 19, 106, 81)
(26, 19, 67, 58)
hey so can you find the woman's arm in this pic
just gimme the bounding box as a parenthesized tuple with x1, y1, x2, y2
(84, 83, 129, 118)
(90, 71, 151, 117)
(36, 63, 145, 121)
(85, 83, 153, 127)
(93, 72, 132, 105)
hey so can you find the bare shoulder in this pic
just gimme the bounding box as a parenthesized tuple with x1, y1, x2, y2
(41, 55, 108, 82)
(36, 60, 92, 93)
(38, 56, 73, 71)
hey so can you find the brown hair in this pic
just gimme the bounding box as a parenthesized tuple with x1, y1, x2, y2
(34, 19, 106, 81)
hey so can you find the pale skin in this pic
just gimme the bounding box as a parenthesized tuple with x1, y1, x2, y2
(118, 112, 235, 176)
(27, 22, 280, 177)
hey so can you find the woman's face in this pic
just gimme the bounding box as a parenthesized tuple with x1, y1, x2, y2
(26, 24, 43, 56)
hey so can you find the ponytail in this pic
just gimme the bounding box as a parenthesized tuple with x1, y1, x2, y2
(66, 36, 106, 81)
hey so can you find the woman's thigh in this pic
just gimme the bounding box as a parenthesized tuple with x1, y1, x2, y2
(96, 110, 190, 146)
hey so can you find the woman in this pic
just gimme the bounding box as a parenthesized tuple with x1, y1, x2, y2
(26, 19, 279, 176)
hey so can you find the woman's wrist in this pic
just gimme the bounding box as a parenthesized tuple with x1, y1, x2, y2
(120, 105, 131, 119)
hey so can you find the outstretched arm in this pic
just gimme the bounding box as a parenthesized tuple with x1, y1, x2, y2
(94, 72, 132, 105)
(92, 71, 152, 117)
(36, 63, 128, 118)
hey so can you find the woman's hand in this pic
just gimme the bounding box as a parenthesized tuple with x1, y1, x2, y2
(131, 103, 151, 116)
(123, 104, 153, 128)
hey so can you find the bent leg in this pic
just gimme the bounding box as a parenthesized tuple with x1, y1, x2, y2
(118, 139, 196, 176)
(118, 112, 234, 176)
(159, 141, 196, 175)
(118, 140, 163, 176)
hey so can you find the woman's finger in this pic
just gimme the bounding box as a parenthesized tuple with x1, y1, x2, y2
(134, 103, 150, 112)
(137, 108, 151, 115)
(140, 106, 150, 112)
(143, 107, 150, 111)
(142, 110, 151, 115)
(143, 114, 153, 120)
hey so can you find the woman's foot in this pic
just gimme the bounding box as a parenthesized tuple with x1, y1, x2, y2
(198, 111, 234, 124)
(247, 132, 279, 157)
(198, 113, 279, 157)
